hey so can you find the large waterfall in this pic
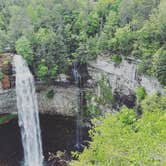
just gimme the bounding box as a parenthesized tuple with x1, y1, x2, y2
(14, 55, 43, 166)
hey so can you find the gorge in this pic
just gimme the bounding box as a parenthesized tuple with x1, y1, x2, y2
(0, 0, 166, 165)
(0, 54, 164, 165)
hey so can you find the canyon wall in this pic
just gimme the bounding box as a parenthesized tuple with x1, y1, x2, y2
(88, 56, 164, 95)
(0, 56, 164, 115)
(0, 85, 78, 116)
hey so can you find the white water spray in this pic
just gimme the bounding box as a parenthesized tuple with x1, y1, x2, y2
(14, 55, 43, 166)
(72, 62, 83, 150)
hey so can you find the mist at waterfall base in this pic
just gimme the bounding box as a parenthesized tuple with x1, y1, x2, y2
(14, 55, 43, 166)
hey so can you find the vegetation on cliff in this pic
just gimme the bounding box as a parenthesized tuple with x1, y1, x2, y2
(0, 0, 165, 84)
(70, 93, 166, 166)
(0, 114, 17, 125)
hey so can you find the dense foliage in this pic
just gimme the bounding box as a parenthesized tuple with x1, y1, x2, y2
(136, 86, 146, 103)
(70, 93, 166, 166)
(0, 0, 165, 84)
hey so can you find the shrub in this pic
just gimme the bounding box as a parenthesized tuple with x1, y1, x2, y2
(46, 89, 54, 99)
(37, 63, 48, 80)
(118, 107, 137, 125)
(85, 91, 101, 118)
(50, 65, 58, 79)
(141, 93, 166, 112)
(111, 54, 122, 65)
(136, 86, 146, 102)
(152, 46, 166, 85)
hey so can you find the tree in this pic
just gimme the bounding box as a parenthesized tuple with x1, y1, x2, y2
(8, 6, 33, 50)
(32, 27, 67, 75)
(15, 36, 33, 64)
(0, 0, 165, 84)
(86, 12, 100, 37)
(136, 86, 146, 102)
(37, 63, 49, 80)
(110, 24, 134, 56)
(0, 30, 9, 52)
(141, 93, 166, 112)
(119, 0, 159, 25)
(152, 46, 166, 85)
(71, 101, 166, 166)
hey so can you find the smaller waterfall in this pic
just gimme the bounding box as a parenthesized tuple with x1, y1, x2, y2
(14, 55, 43, 166)
(72, 62, 83, 150)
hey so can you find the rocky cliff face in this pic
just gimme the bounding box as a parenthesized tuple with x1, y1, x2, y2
(88, 56, 164, 95)
(0, 85, 78, 116)
(0, 54, 79, 116)
(0, 55, 164, 116)
(0, 88, 17, 114)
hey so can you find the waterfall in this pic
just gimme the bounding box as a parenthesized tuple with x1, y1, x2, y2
(72, 62, 83, 150)
(13, 55, 43, 166)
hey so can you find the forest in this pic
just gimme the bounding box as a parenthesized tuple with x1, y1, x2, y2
(0, 0, 166, 166)
(0, 0, 165, 84)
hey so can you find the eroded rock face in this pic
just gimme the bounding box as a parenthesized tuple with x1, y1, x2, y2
(37, 86, 78, 116)
(140, 76, 163, 94)
(86, 56, 164, 113)
(0, 54, 80, 116)
(0, 55, 164, 116)
(0, 89, 17, 114)
(88, 56, 164, 95)
(0, 85, 78, 116)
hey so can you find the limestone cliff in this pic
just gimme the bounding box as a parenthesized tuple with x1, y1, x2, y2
(88, 56, 164, 95)
(0, 55, 164, 116)
(0, 85, 78, 116)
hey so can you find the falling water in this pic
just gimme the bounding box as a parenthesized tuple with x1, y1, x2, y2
(72, 62, 83, 150)
(13, 55, 43, 166)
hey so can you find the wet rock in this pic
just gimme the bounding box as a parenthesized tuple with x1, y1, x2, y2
(113, 90, 136, 109)
(47, 152, 70, 166)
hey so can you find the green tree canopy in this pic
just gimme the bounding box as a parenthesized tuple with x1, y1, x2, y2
(71, 94, 166, 165)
